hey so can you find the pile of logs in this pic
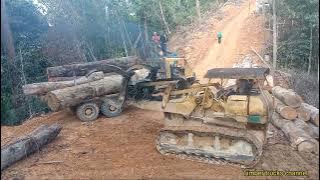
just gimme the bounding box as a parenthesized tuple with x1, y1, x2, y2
(23, 56, 144, 111)
(271, 86, 319, 154)
(230, 57, 319, 155)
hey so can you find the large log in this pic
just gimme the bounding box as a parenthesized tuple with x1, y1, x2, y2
(23, 71, 105, 96)
(47, 56, 140, 80)
(300, 103, 319, 126)
(1, 124, 62, 171)
(46, 75, 123, 111)
(272, 86, 303, 108)
(47, 72, 118, 82)
(293, 118, 319, 139)
(274, 98, 297, 120)
(271, 113, 318, 154)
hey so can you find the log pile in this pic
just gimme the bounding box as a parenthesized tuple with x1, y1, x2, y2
(230, 56, 319, 155)
(23, 57, 148, 112)
(46, 56, 140, 81)
(270, 86, 319, 154)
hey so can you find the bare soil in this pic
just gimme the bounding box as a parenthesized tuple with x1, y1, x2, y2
(1, 0, 318, 179)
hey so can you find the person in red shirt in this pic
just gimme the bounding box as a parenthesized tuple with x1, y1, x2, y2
(152, 32, 160, 44)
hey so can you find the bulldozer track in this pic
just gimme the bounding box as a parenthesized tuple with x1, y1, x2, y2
(155, 125, 267, 168)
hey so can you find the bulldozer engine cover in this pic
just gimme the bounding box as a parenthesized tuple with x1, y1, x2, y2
(225, 95, 248, 120)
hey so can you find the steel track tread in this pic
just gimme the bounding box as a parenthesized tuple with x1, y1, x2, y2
(155, 125, 266, 168)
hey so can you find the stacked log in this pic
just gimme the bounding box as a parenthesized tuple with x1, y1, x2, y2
(272, 86, 303, 108)
(300, 103, 319, 126)
(229, 56, 319, 156)
(23, 58, 152, 113)
(274, 98, 297, 120)
(271, 113, 318, 154)
(47, 56, 140, 81)
(23, 71, 105, 95)
(46, 75, 123, 111)
(269, 86, 319, 155)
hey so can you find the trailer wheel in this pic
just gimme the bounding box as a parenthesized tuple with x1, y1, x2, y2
(76, 102, 100, 122)
(101, 102, 123, 117)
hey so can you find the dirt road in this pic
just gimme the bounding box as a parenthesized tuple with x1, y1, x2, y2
(1, 0, 318, 179)
(194, 0, 258, 81)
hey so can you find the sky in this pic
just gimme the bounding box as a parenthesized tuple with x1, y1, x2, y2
(32, 0, 48, 15)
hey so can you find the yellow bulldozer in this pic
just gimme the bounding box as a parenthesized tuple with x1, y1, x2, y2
(69, 55, 272, 167)
(128, 67, 272, 167)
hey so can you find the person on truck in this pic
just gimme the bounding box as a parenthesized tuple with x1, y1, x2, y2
(217, 32, 223, 44)
(160, 33, 168, 56)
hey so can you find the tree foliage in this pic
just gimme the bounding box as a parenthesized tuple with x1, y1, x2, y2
(1, 0, 220, 125)
(275, 0, 319, 74)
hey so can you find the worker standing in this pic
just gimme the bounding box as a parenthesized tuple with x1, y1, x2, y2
(151, 32, 160, 45)
(217, 32, 223, 44)
(160, 33, 168, 57)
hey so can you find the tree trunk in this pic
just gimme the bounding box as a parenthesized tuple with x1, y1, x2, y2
(300, 103, 319, 126)
(86, 42, 97, 62)
(19, 47, 32, 117)
(293, 118, 319, 139)
(272, 86, 302, 108)
(274, 98, 297, 120)
(46, 56, 139, 80)
(296, 107, 311, 122)
(144, 15, 148, 42)
(23, 71, 105, 96)
(196, 0, 201, 22)
(308, 25, 313, 75)
(158, 0, 171, 35)
(117, 14, 128, 57)
(46, 75, 123, 111)
(133, 32, 142, 48)
(271, 113, 318, 154)
(1, 124, 62, 171)
(272, 0, 277, 69)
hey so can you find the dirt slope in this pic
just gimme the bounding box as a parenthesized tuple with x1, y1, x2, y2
(1, 0, 318, 179)
(1, 109, 242, 179)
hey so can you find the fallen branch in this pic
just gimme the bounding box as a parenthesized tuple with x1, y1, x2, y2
(250, 46, 272, 70)
(1, 123, 62, 171)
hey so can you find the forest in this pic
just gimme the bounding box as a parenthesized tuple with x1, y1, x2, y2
(1, 0, 319, 125)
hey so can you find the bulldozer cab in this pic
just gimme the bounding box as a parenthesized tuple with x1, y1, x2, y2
(144, 56, 195, 81)
(204, 67, 270, 96)
(163, 57, 194, 79)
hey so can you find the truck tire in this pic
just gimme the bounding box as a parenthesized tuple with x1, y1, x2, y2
(76, 102, 100, 122)
(101, 101, 123, 118)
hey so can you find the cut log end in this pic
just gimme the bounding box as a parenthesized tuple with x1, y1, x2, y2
(296, 108, 311, 122)
(46, 93, 60, 112)
(274, 99, 297, 120)
(279, 106, 297, 120)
